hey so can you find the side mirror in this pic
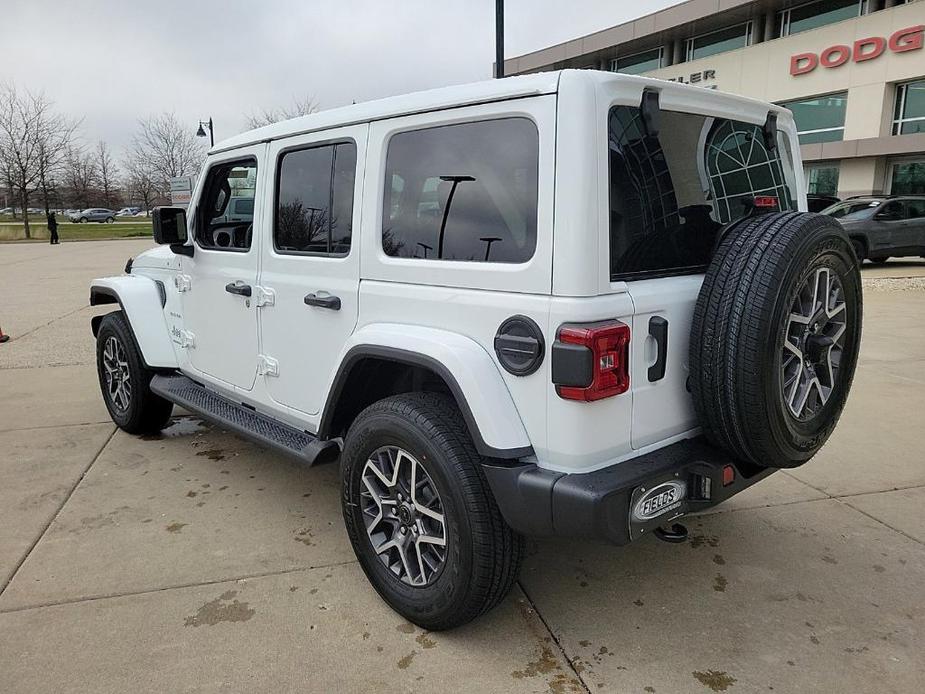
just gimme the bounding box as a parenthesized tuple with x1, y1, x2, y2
(152, 206, 193, 256)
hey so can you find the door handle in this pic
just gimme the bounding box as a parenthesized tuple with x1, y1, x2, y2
(648, 316, 668, 382)
(225, 281, 252, 297)
(304, 293, 341, 310)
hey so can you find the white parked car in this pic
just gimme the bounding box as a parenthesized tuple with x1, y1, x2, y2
(89, 71, 862, 630)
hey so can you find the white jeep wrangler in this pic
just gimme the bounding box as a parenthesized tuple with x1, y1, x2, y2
(90, 71, 861, 630)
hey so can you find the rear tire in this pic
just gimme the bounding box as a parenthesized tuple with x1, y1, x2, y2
(341, 392, 524, 630)
(690, 212, 862, 468)
(96, 311, 173, 434)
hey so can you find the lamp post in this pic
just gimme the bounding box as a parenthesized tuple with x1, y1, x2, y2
(495, 0, 505, 78)
(196, 118, 214, 147)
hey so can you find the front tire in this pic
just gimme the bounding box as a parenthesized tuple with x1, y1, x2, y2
(79, 217, 87, 224)
(96, 311, 173, 434)
(105, 216, 115, 224)
(341, 392, 524, 630)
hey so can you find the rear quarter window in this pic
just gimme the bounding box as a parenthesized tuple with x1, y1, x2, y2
(381, 118, 539, 263)
(609, 105, 796, 280)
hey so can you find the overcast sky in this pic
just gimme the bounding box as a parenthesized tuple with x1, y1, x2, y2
(1, 0, 682, 159)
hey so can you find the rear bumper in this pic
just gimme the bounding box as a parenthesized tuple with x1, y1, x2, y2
(482, 438, 774, 545)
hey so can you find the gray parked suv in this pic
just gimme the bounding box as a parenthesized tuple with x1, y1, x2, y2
(822, 196, 925, 263)
(70, 208, 117, 223)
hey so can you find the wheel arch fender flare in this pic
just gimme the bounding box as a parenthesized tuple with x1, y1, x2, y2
(319, 324, 534, 460)
(90, 276, 177, 369)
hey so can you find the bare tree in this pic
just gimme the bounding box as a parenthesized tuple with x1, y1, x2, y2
(96, 140, 118, 209)
(127, 112, 204, 194)
(123, 153, 160, 215)
(245, 94, 319, 129)
(63, 146, 98, 211)
(0, 83, 76, 238)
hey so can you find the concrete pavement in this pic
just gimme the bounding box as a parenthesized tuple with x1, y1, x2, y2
(1, 240, 924, 693)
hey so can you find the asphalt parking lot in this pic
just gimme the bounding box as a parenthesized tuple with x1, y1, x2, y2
(1, 239, 924, 693)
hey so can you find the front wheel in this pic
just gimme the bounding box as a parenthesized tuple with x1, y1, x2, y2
(79, 217, 87, 224)
(96, 311, 173, 434)
(105, 217, 115, 224)
(341, 392, 524, 630)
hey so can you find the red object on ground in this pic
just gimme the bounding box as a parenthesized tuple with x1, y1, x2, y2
(0, 322, 9, 343)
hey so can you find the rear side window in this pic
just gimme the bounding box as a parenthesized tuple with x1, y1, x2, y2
(275, 142, 357, 255)
(382, 118, 538, 263)
(608, 105, 796, 280)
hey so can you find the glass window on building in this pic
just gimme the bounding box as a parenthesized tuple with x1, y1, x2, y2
(610, 48, 662, 75)
(687, 22, 752, 61)
(889, 161, 925, 195)
(893, 80, 925, 136)
(778, 0, 865, 38)
(780, 93, 848, 144)
(806, 165, 840, 195)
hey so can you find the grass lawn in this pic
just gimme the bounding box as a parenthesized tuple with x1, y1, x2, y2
(0, 221, 153, 242)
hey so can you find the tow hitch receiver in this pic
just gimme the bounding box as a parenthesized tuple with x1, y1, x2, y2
(654, 523, 689, 543)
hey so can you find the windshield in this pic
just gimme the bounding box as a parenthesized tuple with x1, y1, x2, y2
(821, 200, 880, 220)
(608, 105, 797, 280)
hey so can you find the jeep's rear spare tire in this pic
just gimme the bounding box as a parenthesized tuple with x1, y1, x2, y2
(690, 212, 862, 469)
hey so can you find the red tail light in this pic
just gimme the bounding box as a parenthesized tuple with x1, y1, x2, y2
(556, 321, 630, 401)
(753, 195, 778, 209)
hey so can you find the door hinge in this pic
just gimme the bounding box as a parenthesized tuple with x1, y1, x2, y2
(179, 330, 196, 349)
(257, 354, 279, 377)
(174, 274, 192, 292)
(254, 286, 276, 308)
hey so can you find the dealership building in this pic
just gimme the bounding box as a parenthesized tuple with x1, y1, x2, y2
(505, 0, 925, 198)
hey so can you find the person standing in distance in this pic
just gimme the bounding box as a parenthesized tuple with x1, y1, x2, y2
(47, 211, 59, 245)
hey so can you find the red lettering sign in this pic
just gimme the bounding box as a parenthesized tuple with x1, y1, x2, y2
(820, 45, 850, 68)
(790, 25, 923, 76)
(889, 24, 924, 52)
(853, 36, 885, 62)
(790, 52, 818, 76)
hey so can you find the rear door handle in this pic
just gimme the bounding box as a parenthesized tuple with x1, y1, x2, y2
(648, 316, 668, 382)
(225, 281, 252, 297)
(304, 293, 341, 310)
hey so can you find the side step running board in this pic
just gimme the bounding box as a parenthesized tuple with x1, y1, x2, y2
(150, 374, 338, 466)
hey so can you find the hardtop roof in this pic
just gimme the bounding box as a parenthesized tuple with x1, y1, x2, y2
(211, 70, 794, 154)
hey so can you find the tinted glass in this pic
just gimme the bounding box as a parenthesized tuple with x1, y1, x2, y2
(276, 142, 356, 255)
(786, 0, 860, 36)
(608, 106, 795, 279)
(781, 93, 847, 144)
(197, 160, 257, 251)
(890, 162, 925, 195)
(612, 49, 662, 75)
(904, 200, 925, 219)
(382, 119, 538, 263)
(689, 23, 749, 61)
(807, 166, 839, 195)
(824, 201, 878, 219)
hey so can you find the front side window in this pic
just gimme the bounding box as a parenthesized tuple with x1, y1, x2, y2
(608, 105, 796, 280)
(196, 159, 257, 251)
(893, 80, 925, 136)
(687, 22, 752, 61)
(780, 93, 847, 144)
(610, 48, 663, 75)
(778, 0, 863, 38)
(275, 142, 356, 255)
(382, 118, 538, 263)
